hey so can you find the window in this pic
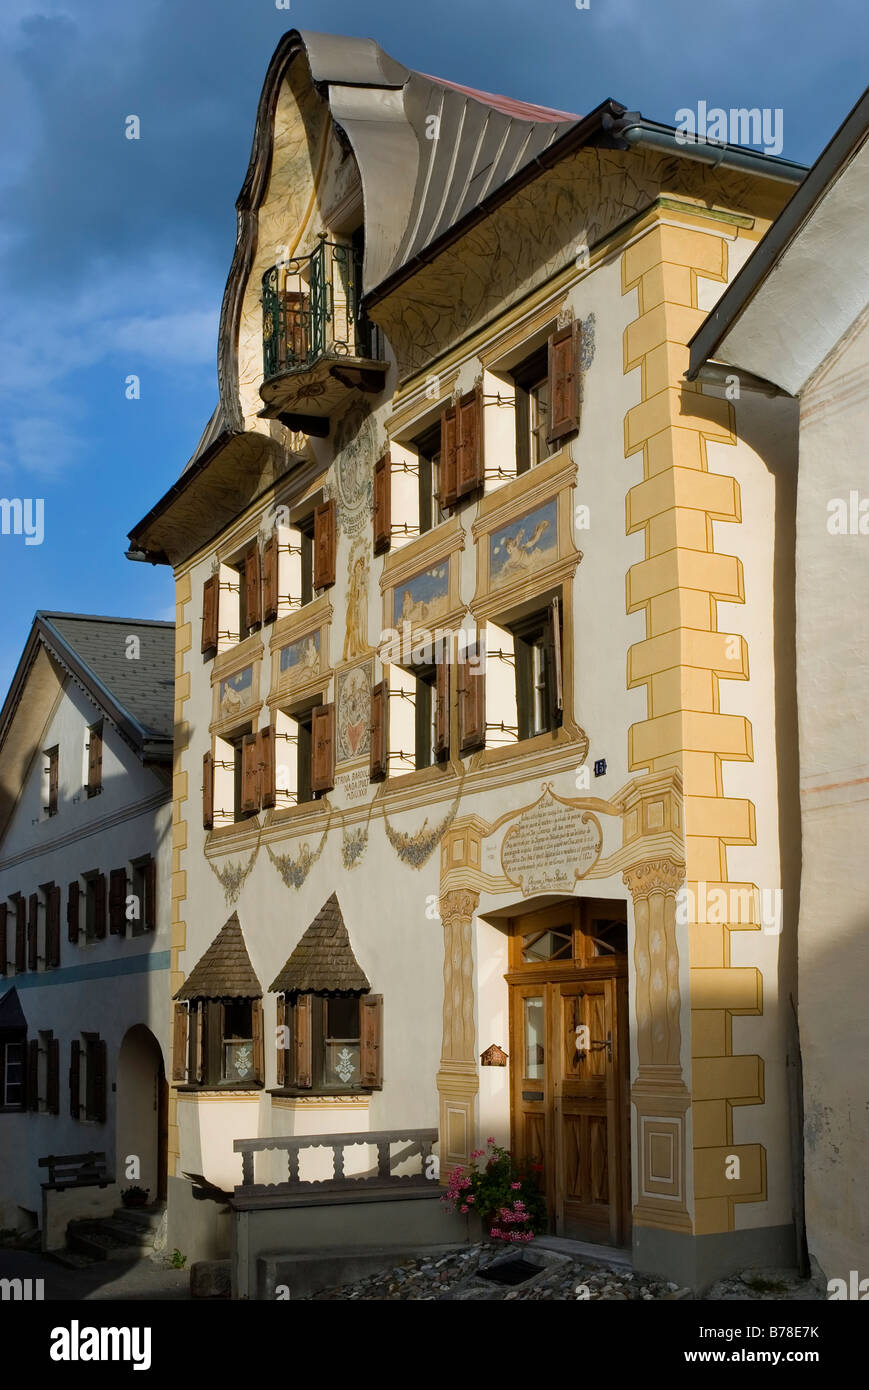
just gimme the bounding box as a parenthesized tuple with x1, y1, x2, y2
(479, 595, 563, 752)
(413, 420, 447, 536)
(44, 746, 59, 817)
(83, 873, 107, 942)
(273, 701, 330, 807)
(130, 857, 156, 935)
(511, 901, 628, 971)
(83, 1034, 107, 1122)
(0, 1037, 24, 1109)
(513, 347, 552, 473)
(182, 998, 264, 1088)
(275, 992, 382, 1094)
(386, 663, 440, 774)
(86, 722, 103, 798)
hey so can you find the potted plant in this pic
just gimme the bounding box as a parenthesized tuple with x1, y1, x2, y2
(120, 1185, 150, 1208)
(441, 1138, 546, 1243)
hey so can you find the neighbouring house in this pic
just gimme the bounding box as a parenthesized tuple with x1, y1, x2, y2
(688, 86, 869, 1289)
(127, 27, 812, 1292)
(0, 612, 173, 1242)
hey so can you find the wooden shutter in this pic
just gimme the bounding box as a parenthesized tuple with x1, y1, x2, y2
(93, 874, 107, 940)
(47, 885, 61, 967)
(262, 535, 278, 623)
(172, 1003, 188, 1082)
(549, 595, 564, 723)
(15, 898, 25, 972)
(144, 858, 157, 931)
(276, 995, 287, 1088)
(459, 641, 486, 754)
(292, 994, 312, 1089)
(439, 407, 458, 508)
(203, 751, 214, 830)
(0, 903, 6, 976)
(67, 881, 80, 943)
(547, 321, 581, 443)
(48, 750, 58, 815)
(201, 574, 219, 653)
(69, 1040, 80, 1119)
(87, 725, 102, 796)
(313, 499, 336, 590)
(195, 1002, 207, 1085)
(258, 726, 276, 810)
(369, 680, 388, 782)
(373, 452, 391, 555)
(435, 654, 451, 761)
(241, 733, 260, 812)
(109, 868, 127, 935)
(47, 1036, 59, 1114)
(93, 1039, 107, 1123)
(311, 703, 335, 793)
(26, 1038, 39, 1111)
(252, 997, 264, 1083)
(243, 543, 261, 630)
(456, 387, 484, 497)
(360, 993, 383, 1089)
(27, 893, 38, 970)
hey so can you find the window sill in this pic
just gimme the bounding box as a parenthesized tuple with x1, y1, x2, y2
(268, 1088, 376, 1099)
(175, 1083, 264, 1095)
(384, 759, 454, 794)
(469, 723, 572, 770)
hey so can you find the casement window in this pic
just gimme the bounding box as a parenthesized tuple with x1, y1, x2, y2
(86, 722, 103, 798)
(458, 637, 486, 755)
(44, 883, 61, 968)
(0, 1035, 25, 1110)
(67, 881, 80, 944)
(109, 867, 127, 936)
(70, 1034, 107, 1123)
(274, 992, 382, 1094)
(482, 597, 564, 750)
(208, 725, 278, 826)
(44, 746, 59, 817)
(201, 573, 219, 655)
(271, 705, 322, 808)
(513, 346, 552, 474)
(12, 895, 25, 972)
(130, 857, 157, 935)
(414, 421, 447, 535)
(373, 451, 391, 554)
(83, 872, 107, 942)
(440, 387, 484, 508)
(173, 998, 264, 1089)
(264, 498, 334, 615)
(381, 661, 444, 776)
(546, 320, 581, 446)
(27, 892, 38, 971)
(31, 1031, 60, 1115)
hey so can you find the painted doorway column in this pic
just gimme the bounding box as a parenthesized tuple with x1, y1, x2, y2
(436, 887, 480, 1177)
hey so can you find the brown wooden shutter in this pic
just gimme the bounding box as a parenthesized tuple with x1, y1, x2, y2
(27, 893, 38, 970)
(93, 874, 107, 940)
(243, 543, 261, 630)
(311, 703, 335, 793)
(203, 751, 214, 830)
(27, 1038, 38, 1111)
(439, 407, 458, 508)
(201, 573, 219, 653)
(0, 903, 7, 976)
(373, 452, 391, 555)
(459, 641, 486, 754)
(144, 858, 157, 931)
(93, 1039, 107, 1123)
(67, 882, 80, 943)
(276, 995, 287, 1088)
(195, 1002, 207, 1085)
(109, 868, 127, 935)
(15, 898, 25, 972)
(547, 320, 581, 444)
(47, 1036, 59, 1114)
(69, 1039, 81, 1118)
(47, 885, 61, 967)
(549, 595, 564, 724)
(87, 725, 102, 796)
(252, 997, 264, 1084)
(456, 387, 484, 497)
(258, 726, 276, 810)
(313, 499, 336, 590)
(435, 653, 451, 761)
(241, 733, 259, 812)
(172, 1003, 188, 1082)
(48, 750, 58, 815)
(360, 993, 383, 1089)
(292, 994, 312, 1089)
(369, 680, 388, 782)
(262, 535, 278, 624)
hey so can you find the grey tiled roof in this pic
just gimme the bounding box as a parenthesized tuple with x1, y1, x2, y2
(175, 913, 262, 1000)
(39, 612, 174, 741)
(269, 893, 370, 995)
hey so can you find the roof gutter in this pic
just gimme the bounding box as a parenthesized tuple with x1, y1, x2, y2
(604, 113, 806, 185)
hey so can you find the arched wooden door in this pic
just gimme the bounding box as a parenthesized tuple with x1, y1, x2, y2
(507, 899, 631, 1246)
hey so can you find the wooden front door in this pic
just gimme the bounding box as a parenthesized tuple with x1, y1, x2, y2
(507, 901, 631, 1246)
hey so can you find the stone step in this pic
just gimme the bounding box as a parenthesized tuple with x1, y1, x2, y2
(48, 1247, 101, 1269)
(67, 1225, 148, 1262)
(112, 1204, 165, 1233)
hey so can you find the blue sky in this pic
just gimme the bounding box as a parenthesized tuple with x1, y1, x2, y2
(0, 0, 865, 697)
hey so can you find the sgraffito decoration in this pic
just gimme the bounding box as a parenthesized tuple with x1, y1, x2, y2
(266, 812, 332, 889)
(381, 772, 465, 869)
(330, 401, 375, 537)
(207, 841, 260, 905)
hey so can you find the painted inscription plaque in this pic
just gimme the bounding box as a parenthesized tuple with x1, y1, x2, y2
(501, 788, 602, 894)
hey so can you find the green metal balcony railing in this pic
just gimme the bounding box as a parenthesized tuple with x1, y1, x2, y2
(262, 238, 383, 380)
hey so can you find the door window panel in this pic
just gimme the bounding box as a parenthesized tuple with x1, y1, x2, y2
(523, 996, 545, 1079)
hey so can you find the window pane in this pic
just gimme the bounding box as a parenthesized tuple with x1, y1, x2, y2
(326, 996, 359, 1038)
(522, 928, 572, 963)
(523, 996, 545, 1079)
(325, 1040, 360, 1086)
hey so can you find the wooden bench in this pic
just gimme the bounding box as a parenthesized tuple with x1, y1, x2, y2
(38, 1151, 111, 1190)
